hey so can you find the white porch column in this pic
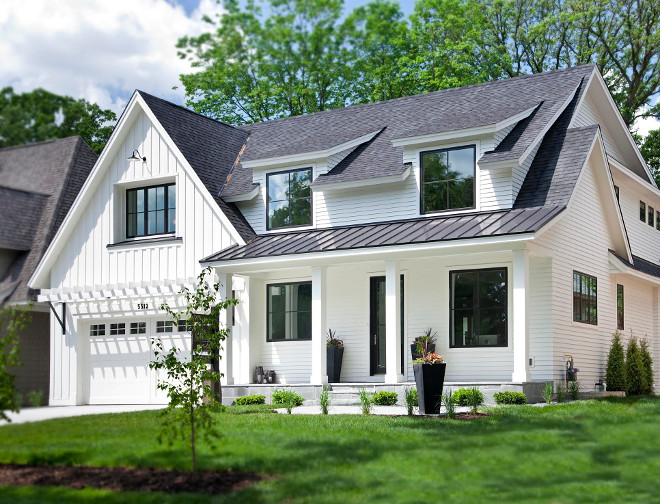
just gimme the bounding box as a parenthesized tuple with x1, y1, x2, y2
(310, 266, 328, 385)
(385, 260, 403, 384)
(511, 249, 531, 383)
(218, 273, 234, 385)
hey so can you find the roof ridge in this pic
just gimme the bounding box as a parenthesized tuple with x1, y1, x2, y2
(0, 135, 82, 153)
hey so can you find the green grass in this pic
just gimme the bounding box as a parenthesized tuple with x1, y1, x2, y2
(1, 399, 660, 503)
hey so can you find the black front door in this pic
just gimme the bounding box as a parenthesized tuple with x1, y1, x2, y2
(370, 276, 386, 375)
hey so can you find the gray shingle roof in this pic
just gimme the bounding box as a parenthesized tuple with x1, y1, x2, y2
(202, 205, 563, 263)
(137, 91, 256, 241)
(0, 137, 97, 303)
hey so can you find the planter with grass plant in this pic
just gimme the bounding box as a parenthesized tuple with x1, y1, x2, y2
(326, 329, 344, 383)
(411, 328, 437, 361)
(412, 344, 446, 414)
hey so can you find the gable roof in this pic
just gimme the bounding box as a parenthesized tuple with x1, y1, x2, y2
(0, 137, 97, 303)
(137, 91, 256, 241)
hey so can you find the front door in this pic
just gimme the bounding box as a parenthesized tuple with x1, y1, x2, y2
(370, 276, 386, 375)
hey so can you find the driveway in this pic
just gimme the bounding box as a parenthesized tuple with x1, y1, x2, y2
(0, 405, 164, 425)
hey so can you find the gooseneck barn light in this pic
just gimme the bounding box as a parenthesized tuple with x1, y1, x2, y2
(127, 149, 146, 162)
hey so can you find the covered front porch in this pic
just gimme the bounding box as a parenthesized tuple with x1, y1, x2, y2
(210, 233, 542, 389)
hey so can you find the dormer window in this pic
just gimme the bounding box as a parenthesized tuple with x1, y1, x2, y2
(267, 168, 312, 230)
(127, 183, 175, 238)
(421, 145, 475, 214)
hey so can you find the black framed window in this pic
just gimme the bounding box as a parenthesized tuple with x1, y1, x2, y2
(421, 145, 475, 214)
(640, 201, 646, 222)
(267, 168, 312, 230)
(110, 323, 125, 335)
(130, 322, 146, 334)
(127, 183, 175, 238)
(656, 211, 660, 231)
(617, 284, 624, 330)
(614, 185, 619, 201)
(649, 206, 655, 227)
(573, 271, 597, 325)
(450, 268, 507, 348)
(90, 324, 105, 337)
(178, 319, 193, 332)
(156, 321, 174, 333)
(267, 282, 312, 341)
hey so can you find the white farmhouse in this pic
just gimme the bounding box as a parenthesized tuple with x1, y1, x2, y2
(29, 65, 660, 405)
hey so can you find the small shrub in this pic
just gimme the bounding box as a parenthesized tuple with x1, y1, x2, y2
(556, 383, 566, 403)
(640, 338, 654, 395)
(625, 336, 646, 396)
(443, 389, 456, 418)
(359, 388, 372, 415)
(404, 387, 417, 416)
(493, 391, 527, 405)
(542, 382, 553, 405)
(606, 331, 626, 391)
(319, 387, 330, 415)
(452, 387, 484, 408)
(235, 394, 265, 406)
(28, 390, 44, 408)
(271, 389, 304, 407)
(372, 391, 398, 406)
(567, 381, 581, 401)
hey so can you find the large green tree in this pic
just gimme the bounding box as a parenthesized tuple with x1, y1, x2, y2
(640, 128, 660, 186)
(0, 87, 116, 154)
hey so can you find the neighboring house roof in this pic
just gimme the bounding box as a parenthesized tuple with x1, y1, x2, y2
(0, 137, 97, 303)
(223, 65, 595, 197)
(202, 205, 563, 263)
(137, 91, 256, 241)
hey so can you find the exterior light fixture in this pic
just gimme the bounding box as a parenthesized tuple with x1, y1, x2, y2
(127, 149, 146, 162)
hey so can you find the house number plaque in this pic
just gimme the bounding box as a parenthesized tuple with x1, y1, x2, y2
(136, 303, 149, 309)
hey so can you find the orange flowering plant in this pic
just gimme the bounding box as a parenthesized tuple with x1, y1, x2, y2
(413, 352, 445, 365)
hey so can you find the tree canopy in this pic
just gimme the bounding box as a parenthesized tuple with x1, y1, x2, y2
(0, 87, 116, 154)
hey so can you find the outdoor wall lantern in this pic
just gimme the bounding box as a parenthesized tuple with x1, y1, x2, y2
(127, 149, 147, 162)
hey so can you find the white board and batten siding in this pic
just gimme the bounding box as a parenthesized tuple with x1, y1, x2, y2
(50, 109, 238, 290)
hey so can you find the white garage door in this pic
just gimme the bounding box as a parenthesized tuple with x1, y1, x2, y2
(86, 319, 191, 405)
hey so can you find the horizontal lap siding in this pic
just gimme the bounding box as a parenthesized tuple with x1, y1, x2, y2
(616, 181, 660, 264)
(573, 94, 625, 164)
(480, 168, 512, 211)
(51, 110, 236, 289)
(529, 257, 553, 380)
(257, 342, 311, 384)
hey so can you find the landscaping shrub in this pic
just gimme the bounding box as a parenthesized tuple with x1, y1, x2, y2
(542, 382, 553, 404)
(319, 387, 330, 415)
(556, 384, 566, 403)
(27, 390, 44, 408)
(271, 389, 304, 407)
(493, 391, 527, 405)
(235, 394, 265, 406)
(567, 381, 581, 401)
(372, 391, 398, 406)
(359, 388, 372, 415)
(442, 389, 456, 418)
(606, 331, 626, 392)
(404, 387, 417, 416)
(640, 338, 654, 395)
(625, 336, 646, 396)
(452, 387, 484, 407)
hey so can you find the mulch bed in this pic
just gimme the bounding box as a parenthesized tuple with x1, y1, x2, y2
(0, 463, 265, 494)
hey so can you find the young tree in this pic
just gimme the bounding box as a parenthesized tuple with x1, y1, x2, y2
(605, 331, 626, 392)
(625, 335, 646, 396)
(0, 87, 116, 153)
(0, 305, 32, 421)
(150, 267, 237, 471)
(640, 338, 654, 395)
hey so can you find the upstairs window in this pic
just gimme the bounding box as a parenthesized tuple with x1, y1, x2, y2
(421, 146, 475, 214)
(649, 205, 655, 227)
(640, 201, 646, 222)
(614, 185, 619, 201)
(127, 183, 175, 238)
(267, 168, 312, 230)
(656, 211, 660, 231)
(573, 271, 597, 325)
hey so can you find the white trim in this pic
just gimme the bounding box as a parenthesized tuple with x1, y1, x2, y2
(609, 252, 660, 286)
(609, 157, 660, 200)
(311, 165, 411, 192)
(391, 105, 538, 147)
(241, 129, 383, 170)
(222, 185, 260, 202)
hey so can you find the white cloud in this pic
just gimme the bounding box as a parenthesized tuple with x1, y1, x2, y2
(0, 0, 223, 115)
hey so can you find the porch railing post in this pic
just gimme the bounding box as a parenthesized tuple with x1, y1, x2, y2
(310, 266, 328, 385)
(385, 260, 403, 384)
(219, 272, 234, 385)
(511, 249, 531, 383)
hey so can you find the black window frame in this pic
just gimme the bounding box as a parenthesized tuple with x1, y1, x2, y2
(616, 284, 624, 331)
(110, 323, 125, 335)
(649, 205, 655, 227)
(614, 185, 619, 202)
(90, 324, 106, 337)
(656, 211, 660, 231)
(130, 322, 146, 334)
(420, 145, 477, 215)
(156, 320, 174, 333)
(449, 267, 508, 348)
(266, 167, 313, 231)
(266, 281, 312, 342)
(126, 183, 176, 239)
(640, 201, 646, 222)
(573, 271, 597, 325)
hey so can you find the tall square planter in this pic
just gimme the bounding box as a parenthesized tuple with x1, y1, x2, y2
(413, 363, 446, 414)
(327, 347, 344, 383)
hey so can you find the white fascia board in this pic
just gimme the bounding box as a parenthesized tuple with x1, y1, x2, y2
(608, 253, 660, 287)
(311, 165, 411, 192)
(241, 129, 383, 170)
(609, 156, 660, 199)
(391, 105, 538, 148)
(221, 184, 260, 202)
(205, 233, 533, 272)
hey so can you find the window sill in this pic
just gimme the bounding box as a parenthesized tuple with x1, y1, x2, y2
(107, 236, 182, 249)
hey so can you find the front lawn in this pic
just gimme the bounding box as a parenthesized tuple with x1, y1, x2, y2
(1, 398, 659, 503)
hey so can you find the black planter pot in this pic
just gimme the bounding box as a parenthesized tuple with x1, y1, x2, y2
(413, 362, 446, 414)
(327, 346, 344, 383)
(410, 343, 436, 361)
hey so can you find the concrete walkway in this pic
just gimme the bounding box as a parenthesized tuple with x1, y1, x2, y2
(1, 405, 164, 425)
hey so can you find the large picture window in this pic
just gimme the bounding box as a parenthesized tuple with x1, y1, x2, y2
(267, 282, 312, 341)
(450, 268, 507, 348)
(573, 271, 597, 325)
(421, 145, 475, 214)
(267, 168, 312, 230)
(126, 183, 175, 238)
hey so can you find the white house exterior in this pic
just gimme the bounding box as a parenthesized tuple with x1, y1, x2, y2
(29, 65, 660, 405)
